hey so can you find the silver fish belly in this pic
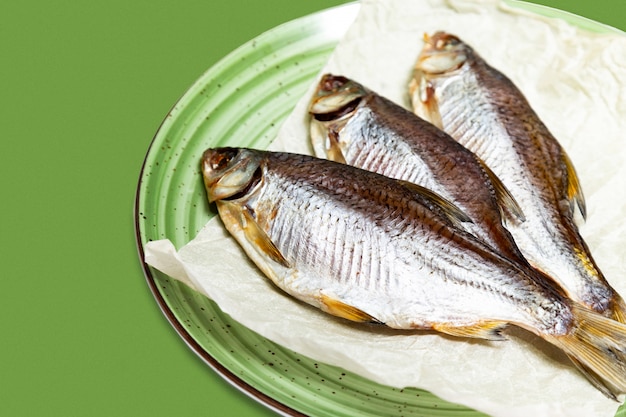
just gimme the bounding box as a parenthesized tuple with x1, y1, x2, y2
(410, 31, 626, 323)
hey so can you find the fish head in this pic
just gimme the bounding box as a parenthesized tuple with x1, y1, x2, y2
(309, 74, 367, 116)
(308, 74, 369, 163)
(416, 32, 468, 76)
(201, 148, 291, 275)
(201, 147, 264, 203)
(409, 32, 469, 127)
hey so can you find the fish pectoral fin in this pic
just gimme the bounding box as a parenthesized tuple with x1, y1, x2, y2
(239, 207, 290, 268)
(477, 158, 525, 223)
(408, 73, 444, 129)
(319, 293, 383, 324)
(326, 128, 347, 164)
(562, 152, 587, 220)
(397, 180, 472, 227)
(432, 321, 508, 341)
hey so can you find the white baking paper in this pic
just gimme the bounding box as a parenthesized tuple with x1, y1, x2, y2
(145, 1, 626, 416)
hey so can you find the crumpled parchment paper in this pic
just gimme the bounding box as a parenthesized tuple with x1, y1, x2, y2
(144, 1, 626, 416)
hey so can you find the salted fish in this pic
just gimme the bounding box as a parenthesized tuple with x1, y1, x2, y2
(410, 31, 626, 323)
(202, 146, 626, 399)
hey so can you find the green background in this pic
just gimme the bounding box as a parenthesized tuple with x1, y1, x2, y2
(2, 1, 624, 416)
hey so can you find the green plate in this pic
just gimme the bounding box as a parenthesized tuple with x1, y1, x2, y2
(135, 2, 625, 416)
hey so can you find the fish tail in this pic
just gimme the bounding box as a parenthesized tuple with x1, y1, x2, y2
(609, 294, 626, 325)
(546, 304, 626, 400)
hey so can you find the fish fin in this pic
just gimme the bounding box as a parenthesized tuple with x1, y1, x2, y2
(408, 73, 444, 129)
(476, 158, 526, 223)
(219, 201, 290, 269)
(319, 293, 383, 324)
(240, 207, 290, 268)
(397, 179, 472, 227)
(545, 304, 626, 400)
(562, 152, 587, 220)
(568, 356, 620, 401)
(309, 120, 347, 163)
(326, 128, 347, 164)
(432, 321, 508, 341)
(609, 294, 626, 325)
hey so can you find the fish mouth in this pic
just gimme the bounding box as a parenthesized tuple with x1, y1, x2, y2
(309, 74, 367, 121)
(416, 32, 468, 75)
(201, 147, 263, 203)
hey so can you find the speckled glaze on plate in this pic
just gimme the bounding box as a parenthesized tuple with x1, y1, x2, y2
(135, 2, 626, 416)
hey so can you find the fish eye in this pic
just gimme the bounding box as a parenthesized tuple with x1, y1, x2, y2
(210, 148, 239, 171)
(321, 74, 350, 92)
(434, 35, 461, 50)
(444, 38, 461, 49)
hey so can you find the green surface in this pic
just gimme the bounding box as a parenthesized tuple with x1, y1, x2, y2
(2, 1, 625, 416)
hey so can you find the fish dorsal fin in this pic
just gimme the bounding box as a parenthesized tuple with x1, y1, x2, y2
(432, 321, 508, 341)
(319, 293, 383, 324)
(476, 158, 526, 223)
(396, 179, 472, 228)
(562, 152, 586, 220)
(240, 207, 290, 267)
